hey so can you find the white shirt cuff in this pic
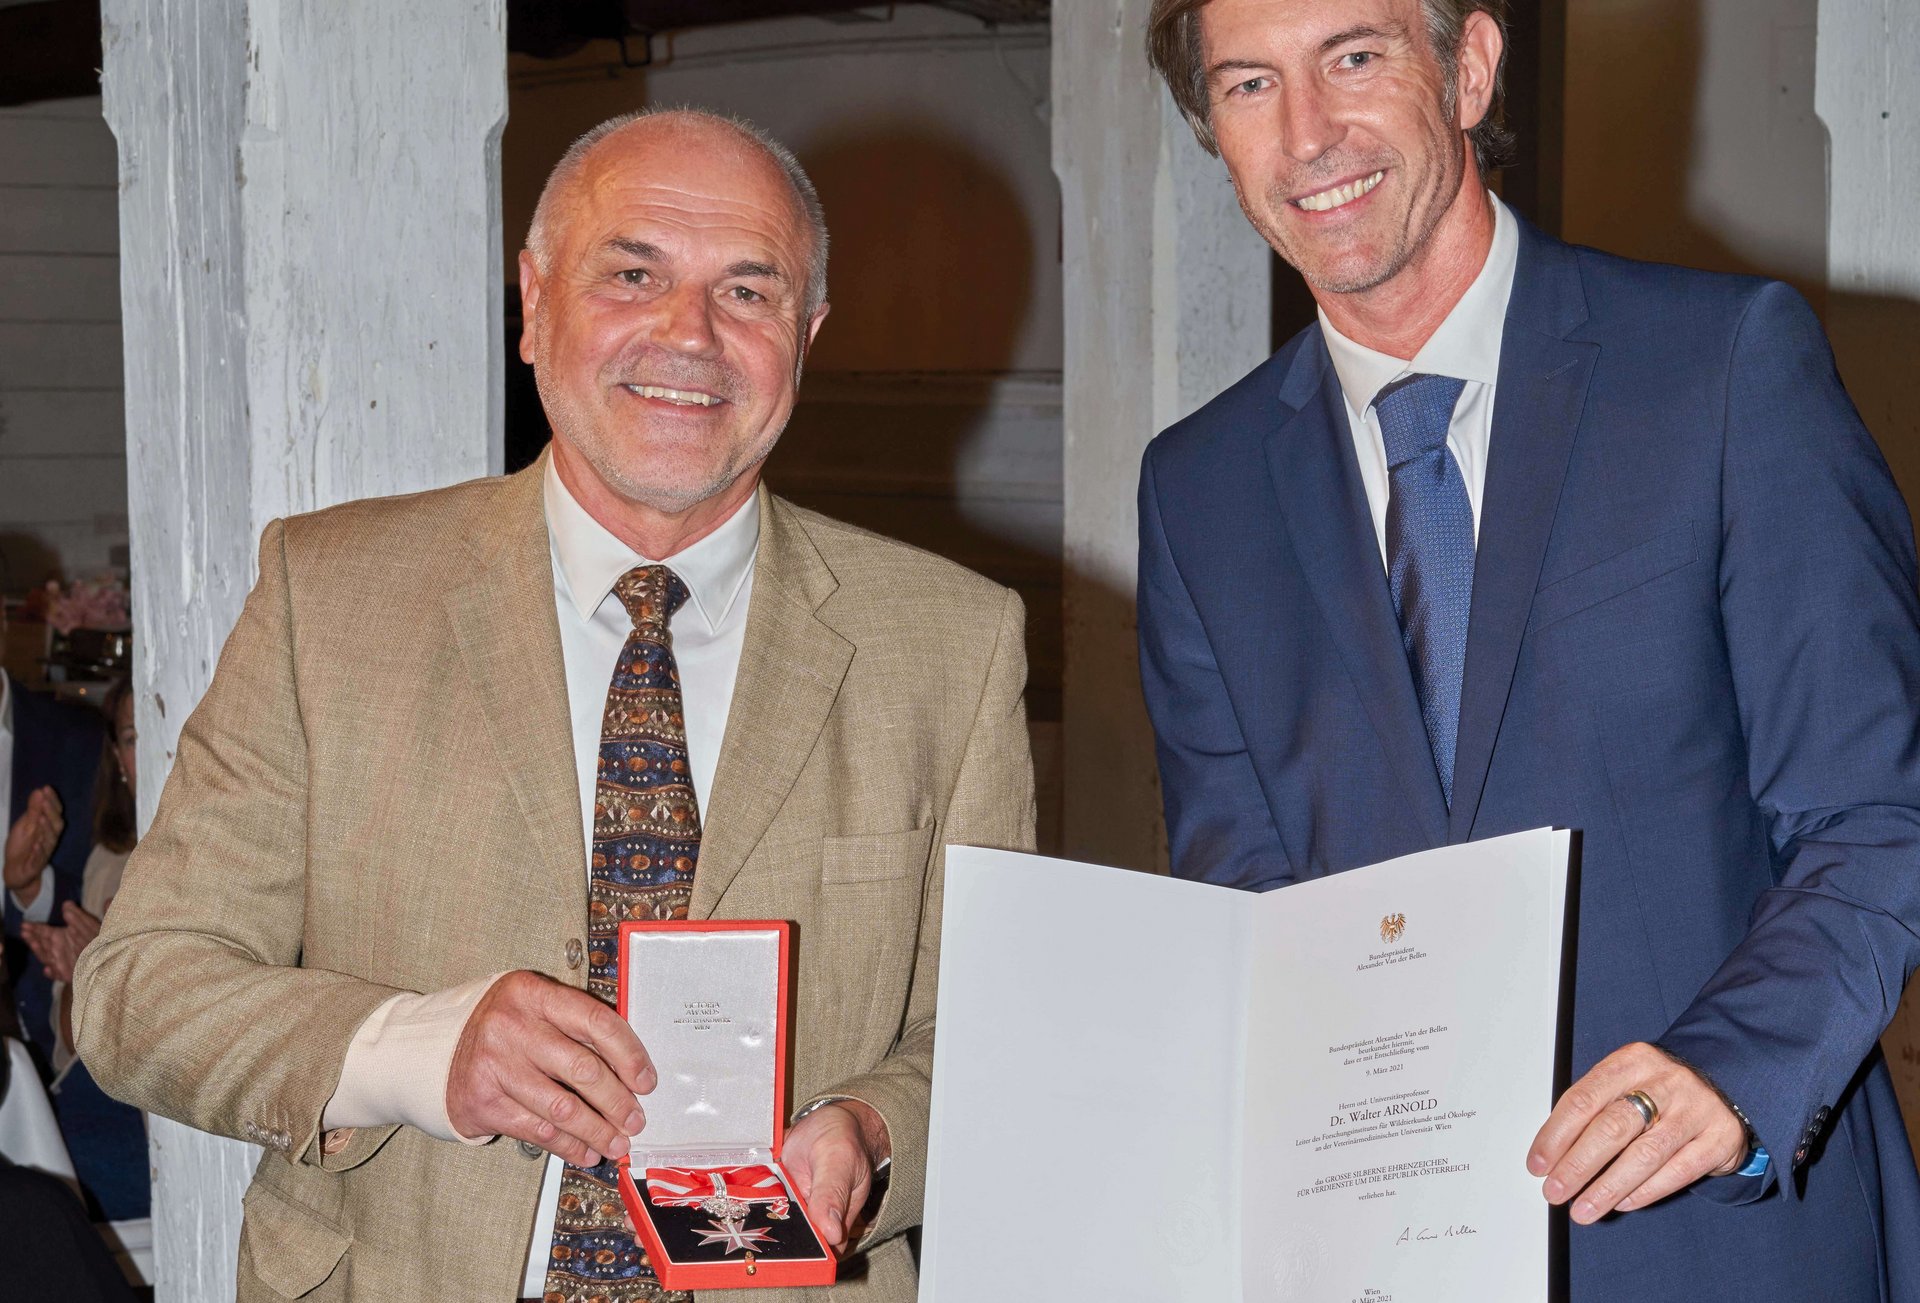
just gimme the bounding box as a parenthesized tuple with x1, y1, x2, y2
(321, 972, 510, 1144)
(10, 867, 54, 922)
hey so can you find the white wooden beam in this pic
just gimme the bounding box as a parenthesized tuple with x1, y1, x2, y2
(102, 0, 505, 1295)
(1816, 0, 1920, 495)
(1054, 0, 1272, 872)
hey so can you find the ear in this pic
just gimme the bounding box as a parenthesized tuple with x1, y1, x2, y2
(517, 249, 544, 366)
(1454, 9, 1504, 140)
(796, 299, 830, 374)
(803, 300, 830, 354)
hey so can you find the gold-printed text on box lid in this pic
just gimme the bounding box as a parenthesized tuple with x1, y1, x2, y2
(676, 999, 734, 1031)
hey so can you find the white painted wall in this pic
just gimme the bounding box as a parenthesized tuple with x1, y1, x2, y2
(0, 95, 126, 587)
(1816, 0, 1920, 498)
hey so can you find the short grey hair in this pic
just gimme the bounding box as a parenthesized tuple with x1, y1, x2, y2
(526, 106, 830, 319)
(1146, 0, 1516, 175)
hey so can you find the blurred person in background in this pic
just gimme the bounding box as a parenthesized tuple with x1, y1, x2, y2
(0, 1025, 140, 1303)
(22, 678, 148, 1221)
(1, 602, 106, 1077)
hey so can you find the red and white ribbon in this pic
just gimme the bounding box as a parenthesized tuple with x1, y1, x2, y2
(645, 1165, 791, 1219)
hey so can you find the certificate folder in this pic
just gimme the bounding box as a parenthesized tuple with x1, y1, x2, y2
(920, 828, 1572, 1303)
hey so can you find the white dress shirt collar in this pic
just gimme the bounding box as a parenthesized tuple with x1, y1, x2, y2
(542, 456, 760, 634)
(1319, 191, 1519, 413)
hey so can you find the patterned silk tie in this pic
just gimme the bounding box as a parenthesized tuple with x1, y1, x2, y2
(544, 565, 701, 1303)
(1377, 373, 1474, 807)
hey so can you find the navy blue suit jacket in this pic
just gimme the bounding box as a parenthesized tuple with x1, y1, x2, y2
(3, 680, 104, 1070)
(1138, 222, 1920, 1300)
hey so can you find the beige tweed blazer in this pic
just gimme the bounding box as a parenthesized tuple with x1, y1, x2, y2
(73, 457, 1035, 1302)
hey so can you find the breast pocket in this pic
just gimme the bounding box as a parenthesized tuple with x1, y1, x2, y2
(798, 824, 938, 1073)
(1527, 522, 1697, 635)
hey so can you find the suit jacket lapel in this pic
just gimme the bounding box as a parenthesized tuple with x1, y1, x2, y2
(1449, 227, 1599, 839)
(442, 456, 586, 932)
(691, 489, 853, 919)
(1266, 338, 1451, 845)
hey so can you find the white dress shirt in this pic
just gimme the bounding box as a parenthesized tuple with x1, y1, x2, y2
(1319, 192, 1520, 568)
(1, 668, 56, 924)
(322, 458, 760, 1295)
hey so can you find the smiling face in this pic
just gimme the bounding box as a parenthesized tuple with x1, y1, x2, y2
(1199, 0, 1485, 297)
(519, 116, 827, 524)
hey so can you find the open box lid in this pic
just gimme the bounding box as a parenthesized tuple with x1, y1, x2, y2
(616, 920, 790, 1160)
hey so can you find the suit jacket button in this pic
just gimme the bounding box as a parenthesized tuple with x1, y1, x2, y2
(518, 1139, 544, 1160)
(322, 1128, 354, 1155)
(565, 938, 584, 970)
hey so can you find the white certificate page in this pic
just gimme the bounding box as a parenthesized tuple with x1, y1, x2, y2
(1241, 829, 1570, 1301)
(920, 829, 1569, 1303)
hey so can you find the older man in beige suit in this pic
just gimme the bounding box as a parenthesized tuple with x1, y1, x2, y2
(73, 108, 1033, 1303)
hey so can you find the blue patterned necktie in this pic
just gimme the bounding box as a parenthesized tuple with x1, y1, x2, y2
(544, 564, 699, 1303)
(1376, 373, 1473, 807)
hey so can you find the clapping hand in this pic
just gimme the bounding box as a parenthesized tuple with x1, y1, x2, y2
(22, 901, 103, 985)
(3, 787, 63, 899)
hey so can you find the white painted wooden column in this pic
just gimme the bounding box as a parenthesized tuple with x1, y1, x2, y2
(1818, 0, 1920, 1160)
(102, 0, 505, 1295)
(1816, 0, 1920, 493)
(1053, 1, 1272, 872)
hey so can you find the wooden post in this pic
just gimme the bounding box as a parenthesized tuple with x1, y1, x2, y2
(101, 0, 505, 1293)
(1053, 0, 1272, 873)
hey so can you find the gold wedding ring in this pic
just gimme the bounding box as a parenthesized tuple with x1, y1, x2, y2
(1622, 1089, 1660, 1130)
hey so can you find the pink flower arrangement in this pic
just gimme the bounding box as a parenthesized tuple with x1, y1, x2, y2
(45, 576, 132, 635)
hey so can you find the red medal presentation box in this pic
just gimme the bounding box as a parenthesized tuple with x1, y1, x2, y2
(615, 920, 837, 1290)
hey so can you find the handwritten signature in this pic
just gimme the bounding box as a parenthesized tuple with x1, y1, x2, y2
(1395, 1225, 1478, 1245)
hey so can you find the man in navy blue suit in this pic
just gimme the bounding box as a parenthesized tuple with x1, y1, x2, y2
(1, 618, 104, 1073)
(1139, 0, 1920, 1296)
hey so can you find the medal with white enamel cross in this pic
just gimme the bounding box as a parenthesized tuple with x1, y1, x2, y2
(696, 1215, 778, 1256)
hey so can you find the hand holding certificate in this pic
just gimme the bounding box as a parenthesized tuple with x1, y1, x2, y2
(1528, 1038, 1749, 1223)
(920, 828, 1572, 1303)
